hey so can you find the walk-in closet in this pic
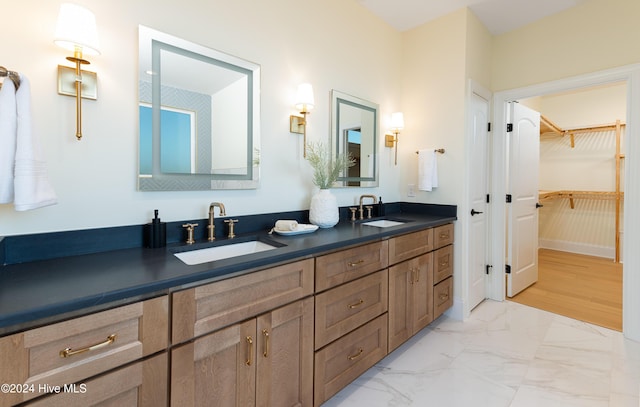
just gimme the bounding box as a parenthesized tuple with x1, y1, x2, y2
(511, 82, 626, 331)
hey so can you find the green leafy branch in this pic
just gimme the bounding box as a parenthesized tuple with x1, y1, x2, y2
(305, 141, 356, 189)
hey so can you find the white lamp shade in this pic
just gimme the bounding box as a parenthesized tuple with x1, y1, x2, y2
(295, 83, 314, 111)
(54, 3, 100, 56)
(390, 112, 404, 130)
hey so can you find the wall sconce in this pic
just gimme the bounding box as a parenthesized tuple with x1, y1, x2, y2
(54, 3, 100, 141)
(385, 112, 404, 165)
(289, 83, 314, 157)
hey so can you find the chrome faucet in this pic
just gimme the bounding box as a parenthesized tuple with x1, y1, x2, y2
(358, 194, 377, 220)
(208, 202, 226, 241)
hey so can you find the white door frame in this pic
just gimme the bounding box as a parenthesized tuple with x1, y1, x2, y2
(488, 63, 640, 341)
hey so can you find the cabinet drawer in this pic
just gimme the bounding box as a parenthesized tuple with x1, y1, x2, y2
(433, 244, 453, 284)
(172, 258, 314, 344)
(388, 229, 434, 264)
(434, 223, 454, 249)
(25, 353, 167, 407)
(314, 314, 388, 406)
(315, 241, 388, 292)
(315, 270, 388, 349)
(0, 296, 168, 406)
(434, 276, 453, 319)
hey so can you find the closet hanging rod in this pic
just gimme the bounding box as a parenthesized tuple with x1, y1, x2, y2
(415, 149, 445, 154)
(0, 66, 20, 90)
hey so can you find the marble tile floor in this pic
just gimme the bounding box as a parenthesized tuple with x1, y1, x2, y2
(323, 300, 640, 407)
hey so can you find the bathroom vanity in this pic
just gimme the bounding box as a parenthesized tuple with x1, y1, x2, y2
(0, 204, 455, 406)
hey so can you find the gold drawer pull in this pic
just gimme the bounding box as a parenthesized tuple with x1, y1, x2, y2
(440, 261, 449, 267)
(347, 259, 365, 267)
(347, 348, 364, 361)
(262, 329, 270, 358)
(439, 233, 449, 239)
(246, 336, 254, 366)
(348, 299, 364, 309)
(59, 334, 117, 358)
(439, 293, 449, 301)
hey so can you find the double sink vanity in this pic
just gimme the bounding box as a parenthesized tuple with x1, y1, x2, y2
(0, 203, 455, 406)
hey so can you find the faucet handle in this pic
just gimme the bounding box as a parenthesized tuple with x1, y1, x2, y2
(365, 205, 373, 219)
(349, 207, 357, 222)
(224, 219, 239, 238)
(182, 223, 198, 244)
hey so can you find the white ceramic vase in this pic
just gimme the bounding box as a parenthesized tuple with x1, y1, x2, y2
(309, 189, 339, 228)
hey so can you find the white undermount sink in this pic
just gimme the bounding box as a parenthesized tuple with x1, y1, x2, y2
(174, 240, 280, 265)
(362, 219, 406, 228)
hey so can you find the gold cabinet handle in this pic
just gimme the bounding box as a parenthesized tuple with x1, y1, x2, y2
(347, 348, 364, 361)
(440, 261, 449, 267)
(439, 233, 449, 239)
(246, 336, 254, 366)
(59, 334, 117, 358)
(439, 293, 449, 301)
(347, 259, 365, 267)
(415, 268, 420, 283)
(262, 329, 270, 358)
(348, 298, 364, 309)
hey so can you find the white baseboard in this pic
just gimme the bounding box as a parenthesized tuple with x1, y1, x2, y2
(538, 239, 614, 259)
(444, 297, 464, 321)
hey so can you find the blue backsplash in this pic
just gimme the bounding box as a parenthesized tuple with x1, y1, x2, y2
(0, 202, 456, 265)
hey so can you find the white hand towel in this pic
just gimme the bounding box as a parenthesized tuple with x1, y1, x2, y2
(275, 220, 299, 231)
(0, 78, 17, 203)
(13, 76, 57, 211)
(418, 149, 438, 192)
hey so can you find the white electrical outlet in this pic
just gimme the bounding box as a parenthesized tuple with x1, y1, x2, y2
(407, 184, 416, 197)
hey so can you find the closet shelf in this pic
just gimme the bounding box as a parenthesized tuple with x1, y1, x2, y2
(540, 114, 626, 149)
(539, 190, 623, 209)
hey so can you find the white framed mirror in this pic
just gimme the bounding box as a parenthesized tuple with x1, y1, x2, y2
(138, 25, 260, 190)
(330, 90, 379, 187)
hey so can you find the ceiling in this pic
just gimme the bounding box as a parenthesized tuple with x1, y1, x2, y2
(356, 0, 586, 35)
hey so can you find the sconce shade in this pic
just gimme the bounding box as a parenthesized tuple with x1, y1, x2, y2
(295, 83, 314, 112)
(390, 112, 404, 131)
(54, 3, 100, 56)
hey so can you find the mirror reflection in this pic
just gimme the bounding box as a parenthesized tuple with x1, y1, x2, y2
(330, 90, 379, 187)
(138, 25, 260, 190)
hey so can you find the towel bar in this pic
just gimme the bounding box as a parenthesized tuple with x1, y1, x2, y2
(0, 66, 20, 90)
(416, 149, 445, 154)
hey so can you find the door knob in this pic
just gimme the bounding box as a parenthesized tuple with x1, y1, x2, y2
(536, 203, 544, 208)
(470, 209, 483, 216)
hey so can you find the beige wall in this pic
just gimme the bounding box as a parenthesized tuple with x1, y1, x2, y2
(400, 8, 467, 206)
(492, 0, 640, 91)
(0, 0, 403, 235)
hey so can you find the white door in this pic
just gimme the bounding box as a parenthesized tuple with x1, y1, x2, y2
(506, 102, 540, 297)
(467, 92, 489, 311)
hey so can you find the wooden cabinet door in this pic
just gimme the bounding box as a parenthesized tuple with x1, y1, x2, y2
(24, 353, 167, 407)
(412, 252, 434, 333)
(388, 229, 433, 265)
(388, 262, 412, 351)
(256, 298, 314, 407)
(315, 270, 388, 349)
(388, 253, 433, 352)
(171, 320, 256, 407)
(0, 296, 168, 407)
(172, 259, 313, 344)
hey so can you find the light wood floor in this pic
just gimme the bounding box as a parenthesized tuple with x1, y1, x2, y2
(509, 248, 622, 331)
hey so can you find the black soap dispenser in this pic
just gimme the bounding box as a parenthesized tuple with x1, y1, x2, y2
(145, 209, 166, 248)
(378, 197, 385, 217)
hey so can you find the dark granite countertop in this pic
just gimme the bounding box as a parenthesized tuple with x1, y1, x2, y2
(0, 205, 455, 336)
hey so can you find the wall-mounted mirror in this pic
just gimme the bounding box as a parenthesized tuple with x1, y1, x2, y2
(138, 25, 260, 190)
(330, 90, 379, 187)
